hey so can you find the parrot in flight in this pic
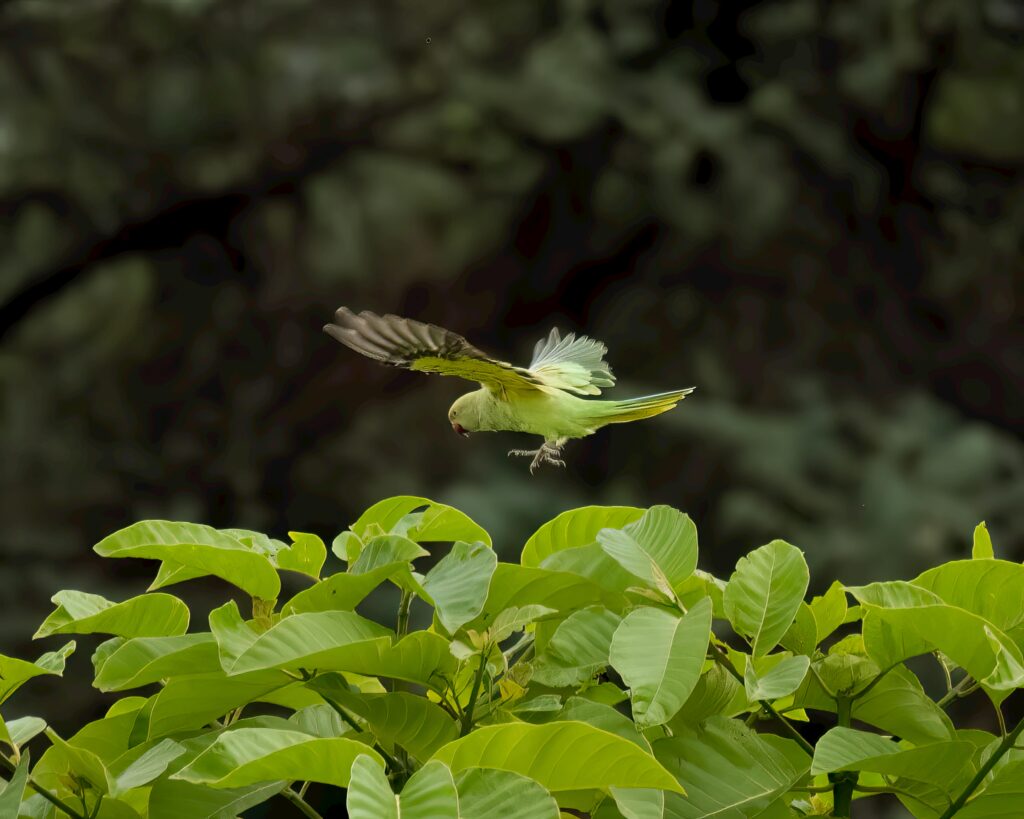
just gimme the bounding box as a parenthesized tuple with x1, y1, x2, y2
(324, 307, 695, 472)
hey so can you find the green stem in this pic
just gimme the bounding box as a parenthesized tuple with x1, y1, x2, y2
(0, 754, 89, 819)
(281, 785, 323, 819)
(396, 590, 413, 639)
(939, 714, 1024, 819)
(710, 644, 815, 756)
(935, 675, 975, 710)
(850, 663, 897, 701)
(318, 694, 403, 773)
(461, 645, 491, 737)
(832, 696, 855, 818)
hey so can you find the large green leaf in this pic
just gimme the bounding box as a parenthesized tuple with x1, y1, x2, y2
(811, 727, 972, 792)
(431, 721, 683, 793)
(272, 532, 327, 579)
(421, 541, 497, 633)
(173, 728, 381, 789)
(94, 521, 281, 600)
(307, 675, 458, 760)
(281, 562, 406, 615)
(808, 581, 847, 645)
(346, 755, 397, 819)
(34, 590, 189, 639)
(912, 560, 1024, 633)
(93, 634, 220, 691)
(744, 655, 810, 701)
(1, 716, 46, 751)
(298, 631, 457, 689)
(532, 607, 622, 688)
(668, 664, 747, 727)
(349, 496, 491, 545)
(0, 750, 29, 814)
(209, 601, 392, 675)
(148, 780, 284, 819)
(521, 506, 644, 567)
(350, 535, 430, 575)
(471, 563, 625, 629)
(0, 642, 75, 705)
(456, 768, 560, 819)
(596, 506, 698, 597)
(608, 787, 664, 819)
(541, 543, 647, 600)
(654, 717, 810, 818)
(610, 598, 712, 728)
(724, 540, 809, 657)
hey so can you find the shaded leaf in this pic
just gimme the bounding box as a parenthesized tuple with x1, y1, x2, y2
(92, 634, 219, 691)
(597, 506, 699, 597)
(521, 506, 644, 568)
(34, 590, 189, 639)
(456, 768, 560, 819)
(148, 780, 284, 819)
(0, 642, 75, 705)
(532, 607, 621, 688)
(282, 562, 406, 615)
(422, 541, 497, 633)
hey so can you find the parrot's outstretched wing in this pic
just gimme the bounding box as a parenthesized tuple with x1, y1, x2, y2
(528, 328, 616, 395)
(325, 308, 542, 394)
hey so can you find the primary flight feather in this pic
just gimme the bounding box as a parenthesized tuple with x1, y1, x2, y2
(324, 307, 694, 472)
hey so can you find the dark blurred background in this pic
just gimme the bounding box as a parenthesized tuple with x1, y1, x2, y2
(2, 0, 1023, 772)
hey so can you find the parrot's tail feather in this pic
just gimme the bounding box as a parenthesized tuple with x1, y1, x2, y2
(597, 387, 695, 425)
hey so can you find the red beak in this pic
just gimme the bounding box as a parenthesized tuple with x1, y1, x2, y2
(452, 422, 469, 437)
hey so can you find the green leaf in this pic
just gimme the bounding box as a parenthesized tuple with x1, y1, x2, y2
(532, 607, 622, 688)
(431, 721, 683, 793)
(487, 605, 558, 643)
(809, 581, 847, 645)
(422, 541, 497, 633)
(521, 506, 644, 567)
(399, 760, 459, 817)
(609, 787, 664, 819)
(0, 642, 75, 705)
(289, 704, 348, 738)
(144, 670, 293, 738)
(94, 521, 281, 600)
(596, 506, 699, 597)
(811, 727, 972, 792)
(2, 716, 46, 750)
(779, 602, 817, 656)
(282, 563, 406, 615)
(273, 532, 327, 579)
(724, 540, 809, 657)
(744, 655, 810, 701)
(350, 496, 491, 545)
(456, 768, 560, 819)
(654, 717, 810, 818)
(912, 560, 1024, 633)
(173, 727, 381, 788)
(610, 598, 712, 728)
(307, 675, 458, 760)
(350, 535, 430, 574)
(209, 600, 392, 675)
(110, 738, 185, 795)
(472, 563, 625, 629)
(668, 664, 747, 727)
(0, 750, 29, 815)
(957, 759, 1024, 818)
(44, 727, 115, 793)
(34, 590, 189, 639)
(148, 780, 284, 819)
(346, 755, 397, 819)
(541, 543, 647, 600)
(306, 631, 457, 689)
(92, 634, 220, 691)
(972, 521, 994, 559)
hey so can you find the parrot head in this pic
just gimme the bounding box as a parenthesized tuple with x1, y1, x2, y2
(448, 392, 484, 437)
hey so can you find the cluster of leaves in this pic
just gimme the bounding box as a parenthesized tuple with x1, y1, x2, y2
(2, 497, 1023, 818)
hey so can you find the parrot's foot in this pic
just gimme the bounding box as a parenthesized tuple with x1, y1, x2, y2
(508, 442, 565, 474)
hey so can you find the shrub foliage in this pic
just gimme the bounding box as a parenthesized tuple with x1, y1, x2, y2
(2, 499, 1021, 818)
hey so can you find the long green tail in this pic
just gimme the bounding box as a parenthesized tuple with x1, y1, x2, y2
(594, 387, 696, 425)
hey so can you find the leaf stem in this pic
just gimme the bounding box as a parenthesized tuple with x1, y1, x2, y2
(318, 693, 403, 773)
(0, 754, 89, 819)
(939, 714, 1024, 819)
(709, 643, 815, 756)
(461, 644, 491, 737)
(281, 785, 324, 819)
(396, 590, 413, 639)
(935, 674, 975, 710)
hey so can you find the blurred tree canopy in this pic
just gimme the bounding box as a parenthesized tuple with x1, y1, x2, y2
(1, 0, 1022, 727)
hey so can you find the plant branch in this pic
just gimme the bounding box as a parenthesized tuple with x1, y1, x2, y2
(832, 696, 855, 818)
(935, 674, 976, 710)
(461, 645, 491, 737)
(709, 643, 815, 756)
(939, 714, 1024, 819)
(281, 785, 323, 819)
(0, 754, 89, 819)
(318, 693, 403, 773)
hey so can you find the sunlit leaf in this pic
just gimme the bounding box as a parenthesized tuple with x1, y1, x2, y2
(521, 506, 644, 567)
(94, 521, 280, 600)
(0, 642, 75, 705)
(745, 655, 810, 701)
(34, 590, 189, 639)
(972, 521, 994, 559)
(809, 581, 847, 645)
(273, 532, 327, 579)
(532, 607, 621, 688)
(610, 598, 712, 728)
(596, 506, 698, 597)
(93, 634, 220, 691)
(422, 541, 497, 633)
(431, 721, 683, 793)
(173, 728, 381, 788)
(724, 540, 809, 657)
(282, 563, 406, 615)
(456, 768, 560, 819)
(350, 496, 491, 545)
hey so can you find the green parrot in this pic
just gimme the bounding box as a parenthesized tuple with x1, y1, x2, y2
(324, 307, 695, 472)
